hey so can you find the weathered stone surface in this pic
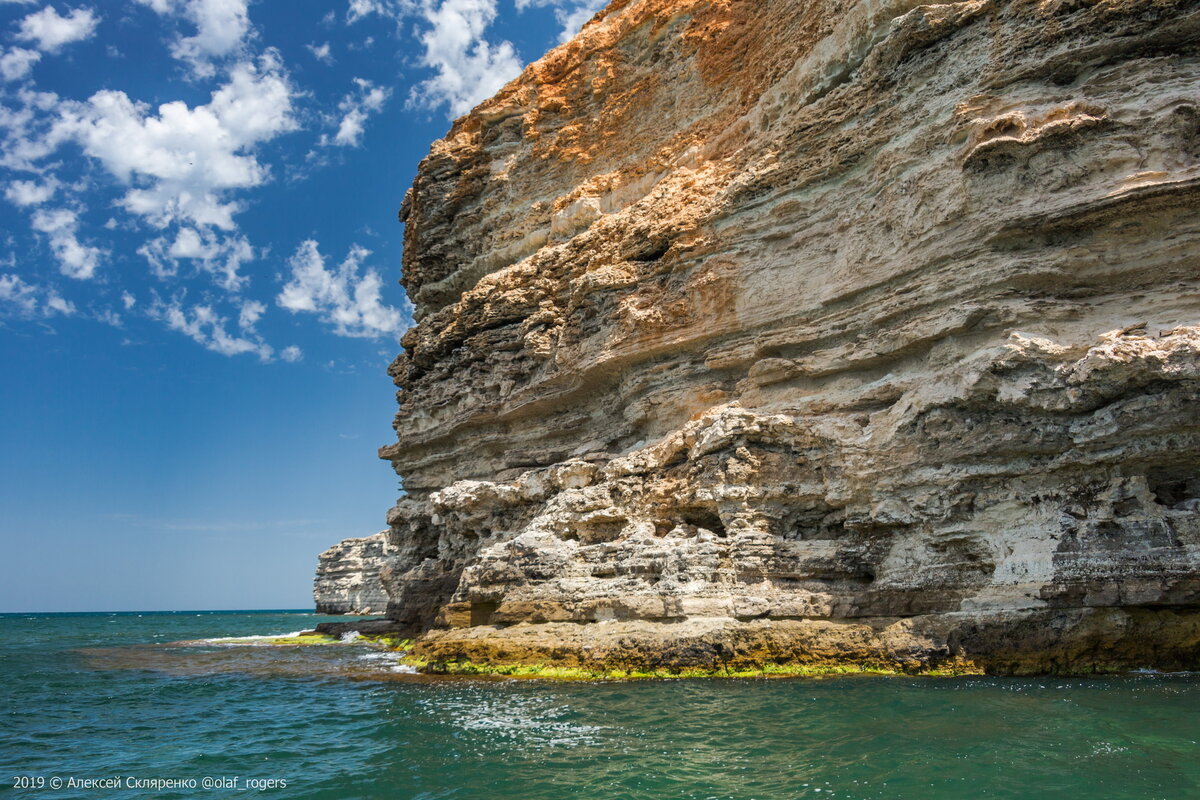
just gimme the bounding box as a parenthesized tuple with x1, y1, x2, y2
(374, 0, 1200, 673)
(313, 532, 396, 615)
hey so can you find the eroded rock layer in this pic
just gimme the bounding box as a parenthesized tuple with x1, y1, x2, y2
(378, 0, 1200, 673)
(313, 532, 395, 615)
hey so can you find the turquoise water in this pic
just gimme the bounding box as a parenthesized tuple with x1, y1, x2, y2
(2, 612, 1199, 799)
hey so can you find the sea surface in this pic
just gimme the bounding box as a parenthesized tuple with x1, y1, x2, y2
(1, 611, 1198, 800)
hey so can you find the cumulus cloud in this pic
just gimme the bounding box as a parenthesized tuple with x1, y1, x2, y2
(0, 272, 74, 318)
(306, 41, 333, 63)
(15, 5, 99, 52)
(0, 46, 40, 81)
(137, 227, 254, 290)
(0, 50, 294, 302)
(149, 295, 275, 360)
(0, 272, 39, 315)
(51, 52, 295, 230)
(516, 0, 605, 43)
(44, 290, 73, 314)
(4, 176, 56, 205)
(30, 207, 102, 279)
(277, 239, 405, 338)
(0, 88, 65, 171)
(94, 306, 121, 326)
(237, 297, 263, 328)
(409, 0, 521, 117)
(134, 0, 252, 78)
(345, 0, 412, 24)
(323, 77, 389, 147)
(280, 344, 302, 362)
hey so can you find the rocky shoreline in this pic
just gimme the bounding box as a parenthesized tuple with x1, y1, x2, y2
(304, 609, 1200, 678)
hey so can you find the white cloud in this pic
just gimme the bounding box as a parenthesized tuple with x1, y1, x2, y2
(30, 207, 102, 279)
(52, 52, 295, 230)
(323, 77, 389, 147)
(345, 0, 411, 24)
(346, 0, 378, 22)
(0, 88, 65, 172)
(280, 344, 302, 362)
(0, 272, 74, 317)
(15, 6, 99, 53)
(277, 239, 404, 338)
(0, 272, 39, 315)
(95, 307, 122, 326)
(137, 227, 253, 290)
(516, 0, 605, 43)
(134, 0, 252, 78)
(306, 41, 333, 63)
(409, 0, 522, 117)
(237, 297, 263, 328)
(0, 54, 292, 297)
(45, 291, 74, 314)
(4, 176, 56, 206)
(121, 290, 136, 309)
(0, 46, 40, 81)
(150, 295, 274, 360)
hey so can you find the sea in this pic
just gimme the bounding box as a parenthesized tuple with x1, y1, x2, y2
(1, 610, 1198, 800)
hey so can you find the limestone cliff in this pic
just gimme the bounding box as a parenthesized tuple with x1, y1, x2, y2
(375, 0, 1200, 674)
(313, 532, 395, 615)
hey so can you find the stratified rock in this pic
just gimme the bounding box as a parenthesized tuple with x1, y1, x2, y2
(378, 0, 1200, 674)
(313, 532, 396, 615)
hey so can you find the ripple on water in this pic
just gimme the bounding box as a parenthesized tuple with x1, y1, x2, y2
(416, 688, 606, 749)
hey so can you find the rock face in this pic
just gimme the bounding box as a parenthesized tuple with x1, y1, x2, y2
(376, 0, 1200, 673)
(313, 532, 395, 615)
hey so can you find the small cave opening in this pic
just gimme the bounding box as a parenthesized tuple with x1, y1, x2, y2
(469, 601, 500, 627)
(628, 238, 671, 262)
(769, 506, 845, 542)
(680, 508, 727, 538)
(1148, 469, 1200, 510)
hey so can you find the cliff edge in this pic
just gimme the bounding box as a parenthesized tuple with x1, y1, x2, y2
(374, 0, 1200, 674)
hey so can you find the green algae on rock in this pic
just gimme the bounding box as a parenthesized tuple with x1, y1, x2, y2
(402, 658, 985, 681)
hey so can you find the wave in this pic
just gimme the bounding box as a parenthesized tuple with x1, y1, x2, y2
(200, 631, 309, 645)
(355, 651, 418, 673)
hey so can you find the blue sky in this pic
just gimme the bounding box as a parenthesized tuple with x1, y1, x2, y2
(0, 0, 605, 612)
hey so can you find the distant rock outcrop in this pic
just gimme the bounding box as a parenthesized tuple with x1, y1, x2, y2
(313, 532, 395, 615)
(358, 0, 1198, 673)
